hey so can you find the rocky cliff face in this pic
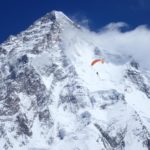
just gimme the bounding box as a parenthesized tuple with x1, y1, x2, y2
(0, 11, 150, 150)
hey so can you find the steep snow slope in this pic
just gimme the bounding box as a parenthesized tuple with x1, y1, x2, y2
(0, 11, 150, 150)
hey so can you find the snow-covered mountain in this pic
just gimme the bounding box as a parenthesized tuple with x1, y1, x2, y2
(0, 10, 150, 150)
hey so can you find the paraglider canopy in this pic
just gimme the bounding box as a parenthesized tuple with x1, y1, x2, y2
(91, 59, 105, 66)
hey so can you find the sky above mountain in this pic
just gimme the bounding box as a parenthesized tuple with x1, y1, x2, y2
(0, 0, 150, 43)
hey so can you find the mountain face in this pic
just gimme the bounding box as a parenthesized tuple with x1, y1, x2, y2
(0, 11, 150, 150)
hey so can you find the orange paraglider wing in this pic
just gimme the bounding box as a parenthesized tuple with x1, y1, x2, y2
(91, 59, 104, 66)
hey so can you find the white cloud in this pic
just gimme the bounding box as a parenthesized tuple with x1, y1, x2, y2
(96, 23, 150, 70)
(69, 13, 91, 29)
(63, 20, 150, 70)
(99, 22, 128, 32)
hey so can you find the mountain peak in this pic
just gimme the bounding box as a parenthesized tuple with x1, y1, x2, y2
(50, 10, 66, 18)
(43, 10, 72, 23)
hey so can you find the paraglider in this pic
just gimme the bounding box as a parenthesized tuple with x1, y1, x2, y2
(91, 59, 105, 66)
(91, 59, 105, 78)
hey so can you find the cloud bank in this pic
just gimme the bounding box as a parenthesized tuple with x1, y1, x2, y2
(69, 18, 150, 70)
(95, 23, 150, 69)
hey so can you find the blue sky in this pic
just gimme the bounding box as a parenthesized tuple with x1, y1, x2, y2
(0, 0, 150, 43)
